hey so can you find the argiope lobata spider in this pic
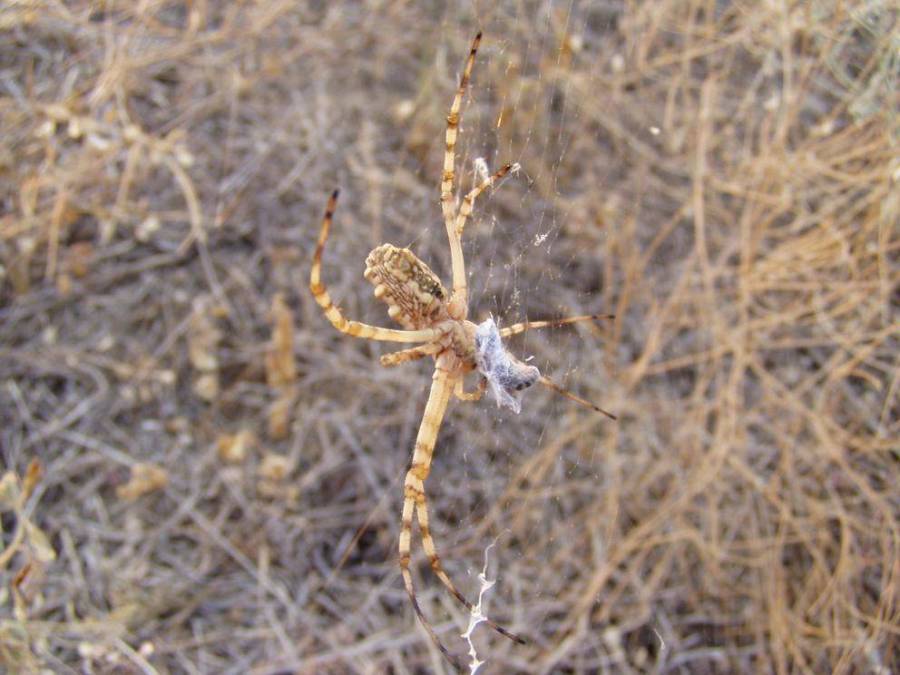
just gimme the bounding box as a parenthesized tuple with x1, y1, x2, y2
(309, 32, 615, 667)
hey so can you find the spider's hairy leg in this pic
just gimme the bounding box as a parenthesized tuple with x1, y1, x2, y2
(441, 32, 481, 224)
(399, 365, 458, 667)
(380, 342, 443, 367)
(500, 314, 616, 338)
(416, 489, 527, 645)
(310, 190, 443, 343)
(453, 162, 514, 242)
(443, 33, 482, 309)
(454, 376, 486, 401)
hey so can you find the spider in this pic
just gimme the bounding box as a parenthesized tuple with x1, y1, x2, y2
(309, 32, 615, 667)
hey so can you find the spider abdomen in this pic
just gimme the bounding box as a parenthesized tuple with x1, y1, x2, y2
(364, 244, 448, 329)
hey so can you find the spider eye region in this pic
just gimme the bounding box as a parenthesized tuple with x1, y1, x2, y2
(363, 244, 447, 329)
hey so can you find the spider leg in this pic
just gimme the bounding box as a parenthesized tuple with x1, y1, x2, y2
(416, 486, 527, 645)
(311, 190, 444, 343)
(399, 365, 459, 667)
(380, 342, 443, 367)
(443, 33, 482, 305)
(454, 376, 486, 401)
(499, 313, 615, 338)
(453, 162, 514, 244)
(539, 375, 617, 420)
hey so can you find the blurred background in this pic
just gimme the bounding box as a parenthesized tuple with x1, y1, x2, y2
(1, 2, 897, 673)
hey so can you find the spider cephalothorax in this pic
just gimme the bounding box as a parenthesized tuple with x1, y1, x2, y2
(309, 32, 615, 669)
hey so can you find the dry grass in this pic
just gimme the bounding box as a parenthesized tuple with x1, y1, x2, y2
(1, 2, 897, 673)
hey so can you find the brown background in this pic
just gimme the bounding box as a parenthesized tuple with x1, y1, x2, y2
(1, 2, 897, 673)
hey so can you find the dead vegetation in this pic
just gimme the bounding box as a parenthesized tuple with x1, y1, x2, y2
(1, 2, 897, 673)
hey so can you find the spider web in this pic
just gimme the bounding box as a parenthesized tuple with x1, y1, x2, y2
(394, 7, 621, 666)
